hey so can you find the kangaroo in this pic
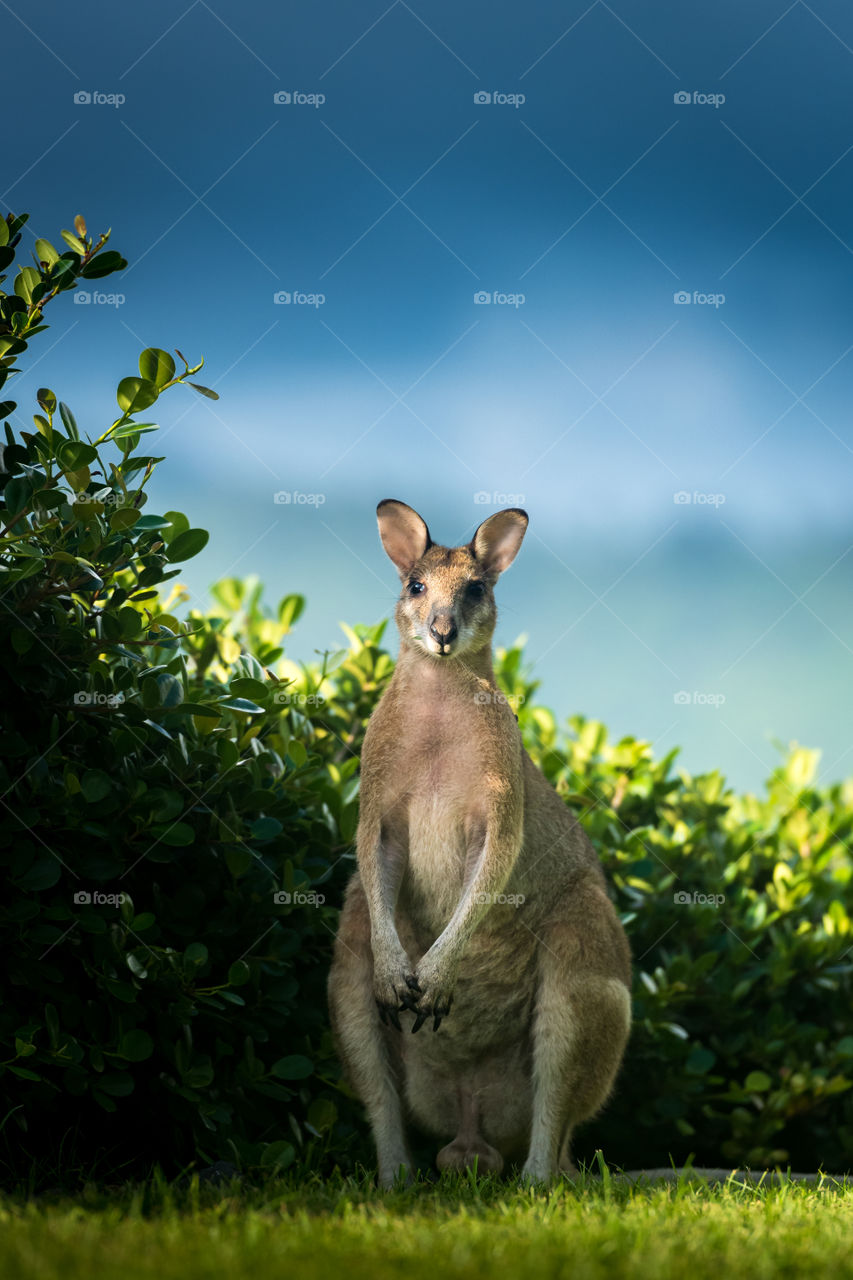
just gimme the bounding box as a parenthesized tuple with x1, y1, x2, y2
(328, 500, 631, 1185)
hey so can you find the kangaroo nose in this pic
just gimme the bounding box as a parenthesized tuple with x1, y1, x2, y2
(429, 618, 458, 645)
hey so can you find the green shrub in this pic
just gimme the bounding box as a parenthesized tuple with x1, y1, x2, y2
(1, 212, 851, 1185)
(0, 212, 370, 1181)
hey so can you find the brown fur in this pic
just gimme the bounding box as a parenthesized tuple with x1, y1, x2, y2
(328, 501, 631, 1184)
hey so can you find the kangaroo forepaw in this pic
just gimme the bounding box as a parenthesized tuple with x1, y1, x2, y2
(372, 947, 418, 1029)
(410, 992, 453, 1034)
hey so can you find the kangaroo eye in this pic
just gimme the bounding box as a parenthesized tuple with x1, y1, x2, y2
(408, 580, 426, 596)
(467, 581, 486, 599)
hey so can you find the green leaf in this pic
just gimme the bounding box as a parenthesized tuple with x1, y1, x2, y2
(80, 250, 128, 279)
(58, 440, 97, 470)
(161, 511, 190, 545)
(59, 401, 79, 440)
(60, 229, 87, 255)
(218, 697, 264, 715)
(166, 528, 209, 563)
(278, 594, 305, 630)
(250, 817, 283, 841)
(116, 377, 158, 415)
(270, 1055, 313, 1080)
(14, 266, 40, 303)
(744, 1070, 772, 1093)
(188, 382, 219, 400)
(139, 348, 175, 388)
(225, 847, 254, 877)
(119, 1029, 154, 1061)
(306, 1098, 337, 1133)
(152, 822, 195, 847)
(184, 942, 209, 967)
(229, 677, 269, 701)
(259, 1141, 295, 1170)
(228, 960, 251, 986)
(112, 421, 159, 440)
(81, 770, 112, 803)
(110, 507, 141, 532)
(34, 238, 60, 266)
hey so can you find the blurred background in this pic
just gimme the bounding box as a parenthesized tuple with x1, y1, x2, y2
(4, 0, 852, 790)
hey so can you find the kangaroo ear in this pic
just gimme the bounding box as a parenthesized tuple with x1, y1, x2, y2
(377, 499, 432, 576)
(470, 508, 528, 576)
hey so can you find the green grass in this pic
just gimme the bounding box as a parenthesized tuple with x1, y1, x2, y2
(2, 1170, 853, 1280)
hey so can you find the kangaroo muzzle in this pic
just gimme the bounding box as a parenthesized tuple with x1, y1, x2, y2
(428, 614, 458, 655)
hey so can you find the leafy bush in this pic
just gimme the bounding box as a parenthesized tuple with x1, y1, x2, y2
(501, 657, 853, 1172)
(0, 212, 369, 1181)
(1, 211, 851, 1185)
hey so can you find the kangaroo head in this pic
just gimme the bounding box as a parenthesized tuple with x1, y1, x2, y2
(376, 499, 528, 660)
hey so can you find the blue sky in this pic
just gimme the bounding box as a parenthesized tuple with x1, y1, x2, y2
(4, 0, 853, 790)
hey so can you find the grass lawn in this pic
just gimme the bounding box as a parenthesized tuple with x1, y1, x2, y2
(2, 1169, 853, 1280)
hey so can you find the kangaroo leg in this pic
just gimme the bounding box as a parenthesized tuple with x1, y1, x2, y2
(328, 875, 412, 1186)
(522, 890, 631, 1183)
(435, 1088, 504, 1176)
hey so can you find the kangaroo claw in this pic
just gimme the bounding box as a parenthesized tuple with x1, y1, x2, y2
(411, 1010, 429, 1033)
